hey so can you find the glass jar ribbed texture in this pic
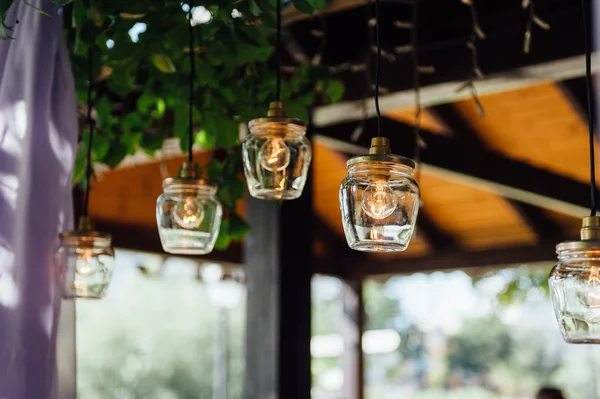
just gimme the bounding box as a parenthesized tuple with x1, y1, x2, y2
(550, 246, 600, 343)
(156, 179, 222, 255)
(339, 159, 420, 252)
(242, 120, 311, 200)
(55, 235, 114, 299)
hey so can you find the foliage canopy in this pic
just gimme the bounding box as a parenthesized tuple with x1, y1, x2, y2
(1, 0, 343, 248)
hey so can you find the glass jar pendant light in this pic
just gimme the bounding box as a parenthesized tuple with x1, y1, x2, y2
(56, 47, 114, 299)
(156, 4, 222, 255)
(243, 101, 311, 200)
(56, 217, 115, 299)
(157, 162, 222, 255)
(550, 217, 600, 343)
(549, 0, 600, 343)
(242, 0, 311, 200)
(339, 0, 420, 252)
(340, 137, 420, 252)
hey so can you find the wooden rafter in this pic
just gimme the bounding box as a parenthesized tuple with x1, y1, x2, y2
(314, 117, 591, 217)
(346, 241, 557, 278)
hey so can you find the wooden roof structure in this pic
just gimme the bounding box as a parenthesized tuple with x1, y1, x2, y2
(85, 0, 595, 279)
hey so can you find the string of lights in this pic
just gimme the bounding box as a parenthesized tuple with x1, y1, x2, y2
(456, 0, 485, 117)
(522, 0, 551, 54)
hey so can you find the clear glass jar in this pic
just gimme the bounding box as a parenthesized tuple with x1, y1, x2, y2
(339, 155, 420, 252)
(55, 232, 115, 299)
(242, 102, 311, 200)
(550, 244, 600, 343)
(156, 178, 222, 255)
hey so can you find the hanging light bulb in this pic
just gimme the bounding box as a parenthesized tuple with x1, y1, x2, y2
(362, 181, 398, 219)
(241, 0, 311, 200)
(548, 0, 600, 344)
(56, 217, 115, 299)
(259, 136, 291, 172)
(243, 102, 311, 200)
(340, 138, 420, 252)
(156, 6, 222, 255)
(550, 217, 600, 343)
(172, 198, 204, 228)
(338, 0, 419, 252)
(56, 46, 114, 300)
(157, 162, 223, 255)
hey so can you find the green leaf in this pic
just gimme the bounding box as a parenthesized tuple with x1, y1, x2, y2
(214, 219, 231, 250)
(285, 100, 309, 121)
(308, 0, 326, 9)
(195, 62, 214, 86)
(151, 54, 177, 74)
(325, 79, 345, 103)
(207, 160, 224, 182)
(196, 129, 215, 150)
(228, 213, 251, 239)
(203, 112, 239, 149)
(174, 101, 189, 143)
(249, 0, 262, 16)
(218, 179, 245, 210)
(140, 134, 165, 156)
(292, 0, 314, 14)
(73, 146, 87, 184)
(102, 140, 129, 168)
(95, 96, 112, 128)
(110, 40, 137, 61)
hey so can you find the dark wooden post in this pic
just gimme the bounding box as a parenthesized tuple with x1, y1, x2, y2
(243, 179, 313, 399)
(342, 279, 364, 399)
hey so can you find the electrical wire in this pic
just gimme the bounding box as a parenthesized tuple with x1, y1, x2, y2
(82, 46, 94, 218)
(276, 0, 282, 102)
(581, 0, 597, 216)
(374, 0, 382, 137)
(188, 3, 195, 163)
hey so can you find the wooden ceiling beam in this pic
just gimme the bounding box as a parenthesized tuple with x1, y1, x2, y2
(429, 104, 569, 239)
(345, 242, 557, 278)
(415, 211, 456, 251)
(313, 55, 599, 127)
(314, 117, 591, 217)
(557, 77, 597, 127)
(508, 200, 566, 242)
(428, 103, 486, 146)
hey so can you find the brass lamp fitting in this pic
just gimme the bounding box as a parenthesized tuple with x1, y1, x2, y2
(581, 216, 600, 240)
(369, 137, 392, 155)
(178, 162, 201, 179)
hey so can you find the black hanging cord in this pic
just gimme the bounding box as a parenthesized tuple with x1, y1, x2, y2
(275, 0, 282, 102)
(374, 0, 382, 137)
(82, 47, 94, 218)
(188, 3, 195, 163)
(581, 0, 597, 216)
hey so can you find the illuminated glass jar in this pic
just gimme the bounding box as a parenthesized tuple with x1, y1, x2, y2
(56, 217, 115, 299)
(156, 162, 222, 255)
(242, 101, 311, 200)
(339, 137, 420, 252)
(550, 216, 600, 343)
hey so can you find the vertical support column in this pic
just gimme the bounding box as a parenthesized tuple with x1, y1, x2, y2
(213, 309, 229, 399)
(342, 279, 364, 399)
(244, 184, 313, 399)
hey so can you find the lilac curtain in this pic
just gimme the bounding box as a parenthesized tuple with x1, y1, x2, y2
(0, 0, 78, 398)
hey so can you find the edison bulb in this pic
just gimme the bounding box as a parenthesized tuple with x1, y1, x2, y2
(361, 182, 397, 219)
(76, 251, 96, 277)
(172, 198, 203, 228)
(577, 267, 600, 308)
(259, 137, 290, 172)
